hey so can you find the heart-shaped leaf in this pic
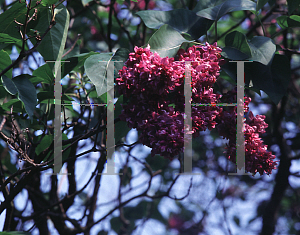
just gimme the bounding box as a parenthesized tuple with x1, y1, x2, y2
(147, 24, 192, 58)
(84, 53, 113, 97)
(222, 31, 252, 60)
(248, 36, 276, 66)
(2, 75, 37, 118)
(196, 0, 256, 21)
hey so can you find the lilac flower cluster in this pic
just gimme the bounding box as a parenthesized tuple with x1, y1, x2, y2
(117, 44, 221, 159)
(216, 90, 278, 175)
(117, 44, 277, 175)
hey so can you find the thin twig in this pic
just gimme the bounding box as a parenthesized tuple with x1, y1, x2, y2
(62, 34, 81, 58)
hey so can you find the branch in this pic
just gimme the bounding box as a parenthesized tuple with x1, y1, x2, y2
(260, 95, 292, 235)
(246, 5, 277, 37)
(62, 34, 81, 58)
(0, 20, 56, 78)
(107, 0, 115, 52)
(113, 7, 135, 50)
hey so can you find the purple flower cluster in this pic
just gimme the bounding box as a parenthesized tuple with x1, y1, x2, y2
(117, 44, 278, 175)
(216, 90, 278, 175)
(117, 44, 221, 159)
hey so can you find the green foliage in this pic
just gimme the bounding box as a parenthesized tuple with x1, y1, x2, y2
(0, 50, 12, 78)
(84, 48, 129, 97)
(84, 52, 113, 96)
(256, 0, 269, 11)
(247, 36, 276, 66)
(222, 53, 291, 104)
(35, 134, 54, 156)
(287, 0, 300, 15)
(32, 63, 55, 84)
(222, 31, 276, 65)
(222, 31, 252, 60)
(136, 9, 213, 39)
(0, 0, 299, 234)
(0, 1, 35, 39)
(62, 52, 98, 77)
(29, 4, 69, 65)
(195, 0, 256, 21)
(0, 33, 22, 50)
(147, 24, 192, 57)
(41, 0, 58, 6)
(250, 54, 291, 104)
(2, 74, 37, 118)
(277, 15, 300, 29)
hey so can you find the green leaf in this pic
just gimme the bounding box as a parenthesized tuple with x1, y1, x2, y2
(36, 133, 71, 164)
(111, 48, 129, 79)
(147, 24, 192, 58)
(84, 53, 113, 97)
(0, 33, 22, 45)
(193, 0, 221, 12)
(2, 74, 38, 117)
(286, 15, 300, 27)
(222, 31, 252, 60)
(11, 75, 37, 118)
(0, 1, 36, 40)
(0, 50, 13, 78)
(196, 0, 256, 21)
(110, 217, 122, 233)
(256, 0, 269, 11)
(136, 9, 213, 40)
(36, 134, 54, 156)
(41, 0, 58, 6)
(287, 0, 300, 15)
(221, 48, 250, 60)
(246, 55, 291, 104)
(1, 99, 24, 113)
(62, 52, 98, 77)
(30, 76, 47, 85)
(62, 94, 74, 103)
(2, 75, 18, 95)
(277, 15, 300, 29)
(277, 16, 289, 29)
(248, 36, 276, 66)
(30, 4, 69, 66)
(32, 63, 55, 84)
(269, 54, 291, 103)
(37, 91, 54, 103)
